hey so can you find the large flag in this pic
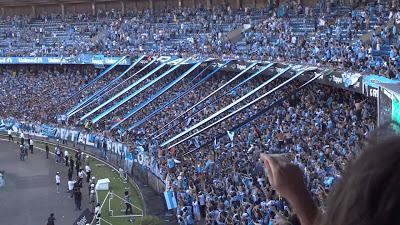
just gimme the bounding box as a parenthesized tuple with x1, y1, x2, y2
(164, 190, 178, 210)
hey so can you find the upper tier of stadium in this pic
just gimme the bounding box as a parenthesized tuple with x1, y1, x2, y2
(0, 0, 399, 76)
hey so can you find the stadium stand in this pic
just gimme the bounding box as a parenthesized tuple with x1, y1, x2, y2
(0, 3, 398, 74)
(0, 0, 400, 224)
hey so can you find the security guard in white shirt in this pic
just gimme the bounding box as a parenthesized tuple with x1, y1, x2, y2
(8, 129, 13, 142)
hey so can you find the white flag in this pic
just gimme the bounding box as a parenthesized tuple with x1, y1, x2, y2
(227, 130, 235, 141)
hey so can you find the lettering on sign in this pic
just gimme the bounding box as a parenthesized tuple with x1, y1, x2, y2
(314, 72, 324, 80)
(157, 56, 172, 63)
(236, 64, 246, 70)
(332, 76, 343, 84)
(74, 208, 93, 225)
(48, 58, 62, 63)
(92, 59, 104, 65)
(369, 88, 378, 98)
(76, 216, 87, 225)
(18, 57, 43, 64)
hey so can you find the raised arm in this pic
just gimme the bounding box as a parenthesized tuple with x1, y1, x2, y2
(260, 153, 319, 225)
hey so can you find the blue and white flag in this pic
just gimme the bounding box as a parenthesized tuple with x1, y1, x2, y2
(227, 130, 235, 141)
(0, 120, 5, 130)
(213, 137, 220, 150)
(164, 190, 178, 210)
(186, 117, 192, 126)
(194, 136, 201, 148)
(342, 72, 362, 88)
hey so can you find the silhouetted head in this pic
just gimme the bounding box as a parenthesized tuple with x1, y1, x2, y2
(317, 137, 400, 225)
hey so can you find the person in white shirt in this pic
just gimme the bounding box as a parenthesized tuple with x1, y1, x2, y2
(20, 132, 24, 145)
(89, 177, 95, 194)
(85, 164, 91, 183)
(78, 169, 86, 182)
(198, 192, 206, 217)
(396, 11, 400, 25)
(192, 197, 201, 221)
(68, 180, 76, 198)
(29, 139, 34, 154)
(55, 172, 61, 193)
(7, 129, 13, 142)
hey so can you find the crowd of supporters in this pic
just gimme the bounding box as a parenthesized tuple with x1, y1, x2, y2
(0, 61, 377, 224)
(0, 2, 399, 75)
(0, 65, 122, 123)
(0, 1, 398, 225)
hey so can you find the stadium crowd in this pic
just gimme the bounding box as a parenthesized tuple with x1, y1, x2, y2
(0, 2, 399, 74)
(144, 76, 376, 225)
(0, 65, 124, 123)
(0, 60, 377, 224)
(0, 1, 396, 225)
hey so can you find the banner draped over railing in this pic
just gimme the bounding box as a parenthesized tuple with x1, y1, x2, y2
(0, 118, 132, 160)
(67, 56, 145, 117)
(80, 60, 168, 121)
(164, 68, 312, 149)
(111, 61, 204, 129)
(0, 118, 167, 184)
(188, 63, 214, 84)
(160, 65, 292, 148)
(92, 58, 191, 123)
(152, 62, 275, 139)
(129, 60, 233, 131)
(89, 58, 158, 105)
(182, 69, 324, 156)
(66, 56, 128, 104)
(151, 62, 258, 139)
(0, 55, 131, 65)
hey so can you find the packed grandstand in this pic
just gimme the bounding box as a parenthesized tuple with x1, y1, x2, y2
(0, 0, 400, 225)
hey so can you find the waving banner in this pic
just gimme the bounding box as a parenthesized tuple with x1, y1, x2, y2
(111, 61, 204, 129)
(91, 58, 191, 123)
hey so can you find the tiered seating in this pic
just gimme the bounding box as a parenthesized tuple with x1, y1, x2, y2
(0, 5, 398, 75)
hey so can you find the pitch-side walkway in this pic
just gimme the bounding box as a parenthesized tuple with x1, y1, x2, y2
(0, 139, 89, 225)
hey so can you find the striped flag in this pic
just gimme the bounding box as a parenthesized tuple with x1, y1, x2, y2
(164, 190, 178, 210)
(0, 120, 5, 130)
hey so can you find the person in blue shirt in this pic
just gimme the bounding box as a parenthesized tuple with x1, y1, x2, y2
(167, 158, 176, 169)
(185, 213, 194, 225)
(196, 164, 203, 174)
(205, 158, 214, 173)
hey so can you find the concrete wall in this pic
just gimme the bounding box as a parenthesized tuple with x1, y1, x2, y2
(65, 3, 92, 14)
(36, 4, 62, 16)
(96, 1, 122, 12)
(1, 5, 32, 17)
